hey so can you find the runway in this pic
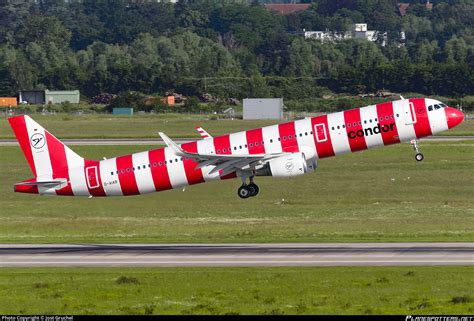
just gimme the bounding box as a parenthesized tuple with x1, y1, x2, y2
(1, 243, 473, 267)
(0, 136, 473, 146)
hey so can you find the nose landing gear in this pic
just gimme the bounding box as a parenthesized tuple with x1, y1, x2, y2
(237, 175, 259, 199)
(411, 139, 424, 162)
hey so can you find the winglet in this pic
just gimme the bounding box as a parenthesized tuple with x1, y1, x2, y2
(158, 132, 186, 156)
(400, 95, 405, 100)
(195, 126, 212, 139)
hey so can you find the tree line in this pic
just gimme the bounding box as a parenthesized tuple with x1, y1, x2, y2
(0, 0, 473, 105)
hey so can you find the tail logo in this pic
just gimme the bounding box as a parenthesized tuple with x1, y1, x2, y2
(30, 133, 45, 149)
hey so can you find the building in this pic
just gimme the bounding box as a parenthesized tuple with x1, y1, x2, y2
(243, 98, 283, 120)
(304, 30, 350, 42)
(19, 90, 45, 105)
(304, 23, 385, 45)
(264, 3, 311, 15)
(45, 90, 80, 104)
(19, 90, 80, 104)
(397, 1, 433, 16)
(0, 97, 17, 107)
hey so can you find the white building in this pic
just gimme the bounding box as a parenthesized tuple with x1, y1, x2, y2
(243, 98, 283, 120)
(305, 23, 386, 46)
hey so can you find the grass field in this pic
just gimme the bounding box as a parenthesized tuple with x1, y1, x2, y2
(0, 113, 473, 139)
(0, 140, 472, 243)
(0, 267, 472, 314)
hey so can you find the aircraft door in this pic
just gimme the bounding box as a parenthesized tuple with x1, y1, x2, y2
(86, 166, 100, 189)
(404, 101, 417, 125)
(314, 123, 328, 143)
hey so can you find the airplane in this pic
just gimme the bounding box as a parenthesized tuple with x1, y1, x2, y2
(8, 97, 464, 199)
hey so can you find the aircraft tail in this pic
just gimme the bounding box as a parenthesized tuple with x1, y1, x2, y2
(8, 115, 84, 180)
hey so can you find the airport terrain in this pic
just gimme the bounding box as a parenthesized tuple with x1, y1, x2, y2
(0, 266, 472, 314)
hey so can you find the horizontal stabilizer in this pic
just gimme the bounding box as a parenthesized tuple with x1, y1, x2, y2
(14, 178, 68, 194)
(16, 179, 67, 187)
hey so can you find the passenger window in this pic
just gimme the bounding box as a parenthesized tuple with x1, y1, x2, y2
(158, 162, 161, 166)
(121, 169, 125, 174)
(347, 124, 351, 128)
(385, 116, 389, 120)
(126, 168, 130, 173)
(255, 142, 259, 146)
(270, 139, 273, 143)
(110, 171, 114, 175)
(250, 143, 253, 147)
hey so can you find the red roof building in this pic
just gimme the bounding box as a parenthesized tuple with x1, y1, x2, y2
(397, 3, 410, 16)
(264, 3, 311, 15)
(397, 1, 433, 16)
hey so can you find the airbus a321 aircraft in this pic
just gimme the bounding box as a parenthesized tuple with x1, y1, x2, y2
(9, 97, 464, 199)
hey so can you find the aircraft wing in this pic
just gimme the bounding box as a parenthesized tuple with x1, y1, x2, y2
(159, 132, 286, 176)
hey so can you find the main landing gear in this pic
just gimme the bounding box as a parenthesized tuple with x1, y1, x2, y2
(237, 176, 259, 199)
(411, 139, 424, 162)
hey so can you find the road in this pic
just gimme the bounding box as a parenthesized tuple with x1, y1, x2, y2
(0, 243, 472, 267)
(0, 136, 472, 146)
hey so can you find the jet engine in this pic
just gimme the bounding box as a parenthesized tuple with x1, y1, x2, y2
(268, 152, 315, 178)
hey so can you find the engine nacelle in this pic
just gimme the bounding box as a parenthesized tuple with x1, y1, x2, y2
(268, 152, 309, 178)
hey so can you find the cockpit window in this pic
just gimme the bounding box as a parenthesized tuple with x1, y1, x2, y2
(428, 103, 446, 111)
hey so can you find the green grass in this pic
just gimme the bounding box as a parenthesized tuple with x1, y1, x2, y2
(0, 113, 473, 139)
(0, 141, 472, 243)
(0, 113, 277, 139)
(0, 267, 473, 314)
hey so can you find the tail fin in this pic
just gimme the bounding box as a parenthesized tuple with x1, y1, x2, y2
(8, 115, 84, 180)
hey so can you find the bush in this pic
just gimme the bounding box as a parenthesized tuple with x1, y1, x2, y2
(115, 276, 140, 285)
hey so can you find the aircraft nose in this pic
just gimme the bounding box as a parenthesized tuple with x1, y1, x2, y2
(445, 107, 464, 129)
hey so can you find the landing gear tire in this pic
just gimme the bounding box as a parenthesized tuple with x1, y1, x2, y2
(415, 153, 424, 162)
(238, 185, 251, 199)
(247, 183, 259, 197)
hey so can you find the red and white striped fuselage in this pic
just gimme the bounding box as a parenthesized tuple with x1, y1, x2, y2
(9, 97, 464, 197)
